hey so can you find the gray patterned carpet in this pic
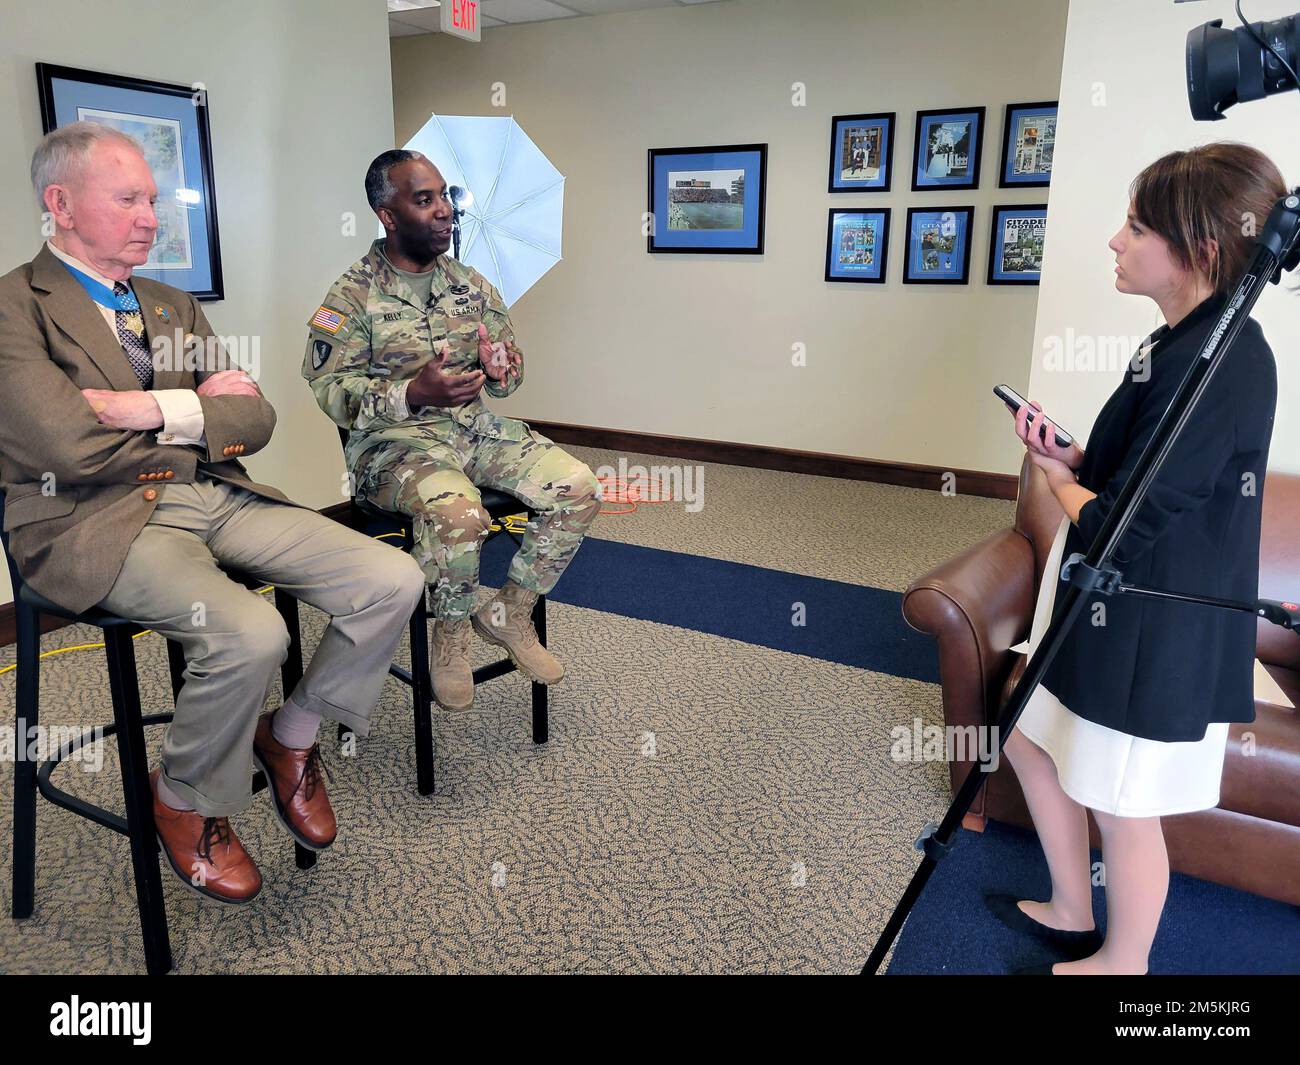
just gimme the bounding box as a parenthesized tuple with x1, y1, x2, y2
(0, 447, 1014, 973)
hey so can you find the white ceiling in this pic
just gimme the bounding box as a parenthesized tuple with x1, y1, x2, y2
(388, 0, 724, 37)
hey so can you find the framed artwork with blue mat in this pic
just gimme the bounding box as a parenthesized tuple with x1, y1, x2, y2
(647, 143, 767, 254)
(998, 100, 1057, 188)
(903, 206, 973, 285)
(36, 62, 225, 301)
(988, 204, 1047, 285)
(911, 106, 985, 191)
(825, 208, 891, 283)
(828, 112, 895, 193)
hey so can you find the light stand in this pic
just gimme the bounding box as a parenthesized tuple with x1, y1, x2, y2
(448, 184, 473, 261)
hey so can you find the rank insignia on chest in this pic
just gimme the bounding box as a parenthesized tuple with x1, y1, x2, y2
(383, 311, 402, 321)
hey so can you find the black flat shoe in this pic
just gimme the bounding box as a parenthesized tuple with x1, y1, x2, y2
(985, 893, 1103, 958)
(1014, 962, 1057, 974)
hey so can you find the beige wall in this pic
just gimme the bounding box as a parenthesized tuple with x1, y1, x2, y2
(0, 0, 394, 606)
(1029, 0, 1300, 472)
(391, 0, 1068, 472)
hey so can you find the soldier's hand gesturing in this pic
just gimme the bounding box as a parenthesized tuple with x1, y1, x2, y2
(405, 341, 485, 409)
(477, 322, 521, 382)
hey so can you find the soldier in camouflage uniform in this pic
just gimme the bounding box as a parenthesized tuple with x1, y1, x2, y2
(303, 150, 600, 710)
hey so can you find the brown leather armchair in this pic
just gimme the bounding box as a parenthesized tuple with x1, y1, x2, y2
(903, 456, 1300, 905)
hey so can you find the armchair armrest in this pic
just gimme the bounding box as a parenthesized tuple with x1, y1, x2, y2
(902, 527, 1037, 731)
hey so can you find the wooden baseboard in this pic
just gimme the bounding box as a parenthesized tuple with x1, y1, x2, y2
(0, 501, 357, 649)
(525, 419, 1020, 500)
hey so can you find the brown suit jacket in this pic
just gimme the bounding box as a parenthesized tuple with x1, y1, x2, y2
(0, 245, 308, 614)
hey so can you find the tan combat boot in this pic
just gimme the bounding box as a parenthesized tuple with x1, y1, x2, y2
(431, 618, 475, 710)
(471, 580, 564, 684)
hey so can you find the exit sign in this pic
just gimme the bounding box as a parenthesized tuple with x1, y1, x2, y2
(441, 0, 481, 42)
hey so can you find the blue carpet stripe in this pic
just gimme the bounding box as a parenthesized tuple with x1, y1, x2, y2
(479, 533, 939, 682)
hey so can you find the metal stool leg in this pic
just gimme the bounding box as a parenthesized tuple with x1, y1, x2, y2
(531, 594, 549, 745)
(274, 588, 304, 696)
(270, 591, 316, 871)
(165, 637, 186, 703)
(104, 627, 173, 976)
(410, 595, 435, 795)
(11, 600, 40, 919)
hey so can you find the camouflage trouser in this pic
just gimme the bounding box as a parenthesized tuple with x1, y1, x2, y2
(352, 425, 600, 620)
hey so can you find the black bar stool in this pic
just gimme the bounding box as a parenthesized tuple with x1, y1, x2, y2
(2, 489, 315, 976)
(335, 427, 549, 796)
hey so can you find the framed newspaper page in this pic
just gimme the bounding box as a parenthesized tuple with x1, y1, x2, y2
(902, 206, 973, 284)
(828, 112, 895, 193)
(987, 204, 1047, 285)
(825, 208, 891, 282)
(998, 101, 1057, 188)
(910, 107, 985, 191)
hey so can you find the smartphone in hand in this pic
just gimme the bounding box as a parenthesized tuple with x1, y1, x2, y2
(994, 384, 1074, 449)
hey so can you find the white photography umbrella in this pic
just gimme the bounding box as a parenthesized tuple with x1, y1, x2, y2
(403, 113, 564, 307)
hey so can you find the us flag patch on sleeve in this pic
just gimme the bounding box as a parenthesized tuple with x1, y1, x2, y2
(310, 306, 347, 334)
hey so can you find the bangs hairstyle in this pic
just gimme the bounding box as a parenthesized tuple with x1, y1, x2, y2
(1129, 142, 1288, 297)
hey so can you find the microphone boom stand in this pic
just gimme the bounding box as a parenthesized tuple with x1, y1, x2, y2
(862, 189, 1300, 975)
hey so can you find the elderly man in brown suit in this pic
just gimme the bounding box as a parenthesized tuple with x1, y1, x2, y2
(0, 122, 425, 904)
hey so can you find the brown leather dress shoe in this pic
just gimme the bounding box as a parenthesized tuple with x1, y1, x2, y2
(252, 712, 337, 851)
(150, 769, 262, 905)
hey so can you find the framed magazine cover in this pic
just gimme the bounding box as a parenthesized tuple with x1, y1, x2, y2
(36, 62, 225, 301)
(987, 204, 1047, 285)
(825, 208, 891, 282)
(903, 205, 974, 285)
(647, 143, 767, 253)
(911, 106, 985, 191)
(998, 101, 1057, 187)
(828, 112, 895, 193)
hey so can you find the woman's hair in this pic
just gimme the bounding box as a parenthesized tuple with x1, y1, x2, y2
(1129, 142, 1288, 296)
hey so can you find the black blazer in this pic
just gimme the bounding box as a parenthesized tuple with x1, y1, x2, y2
(1040, 293, 1277, 742)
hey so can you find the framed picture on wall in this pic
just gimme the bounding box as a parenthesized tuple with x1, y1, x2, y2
(903, 205, 974, 284)
(911, 106, 985, 191)
(647, 143, 767, 253)
(825, 208, 891, 282)
(998, 101, 1057, 187)
(36, 62, 225, 301)
(987, 204, 1048, 285)
(828, 112, 895, 192)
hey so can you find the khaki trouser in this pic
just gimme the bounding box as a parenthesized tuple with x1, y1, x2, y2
(98, 475, 425, 816)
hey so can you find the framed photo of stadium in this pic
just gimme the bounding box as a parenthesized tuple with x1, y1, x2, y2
(647, 143, 767, 253)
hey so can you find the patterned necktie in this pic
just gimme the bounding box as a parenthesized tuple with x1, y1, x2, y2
(112, 281, 154, 390)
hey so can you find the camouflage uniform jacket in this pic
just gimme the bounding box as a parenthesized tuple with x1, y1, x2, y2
(303, 239, 526, 469)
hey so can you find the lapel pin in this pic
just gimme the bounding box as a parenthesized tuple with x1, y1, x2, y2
(155, 305, 170, 322)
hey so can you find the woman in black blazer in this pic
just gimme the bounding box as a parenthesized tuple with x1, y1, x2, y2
(995, 142, 1287, 975)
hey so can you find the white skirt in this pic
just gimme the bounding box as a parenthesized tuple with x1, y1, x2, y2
(1015, 516, 1229, 818)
